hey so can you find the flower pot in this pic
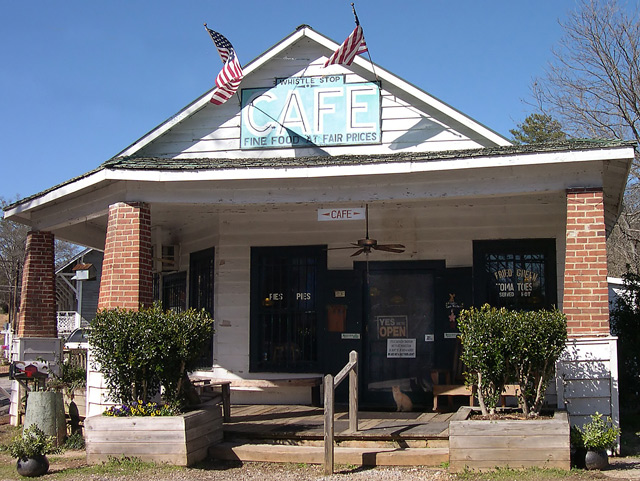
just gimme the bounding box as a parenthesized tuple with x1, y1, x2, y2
(16, 455, 49, 477)
(571, 446, 586, 469)
(24, 391, 66, 446)
(585, 449, 609, 470)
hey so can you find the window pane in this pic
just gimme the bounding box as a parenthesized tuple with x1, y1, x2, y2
(251, 246, 324, 372)
(474, 239, 556, 310)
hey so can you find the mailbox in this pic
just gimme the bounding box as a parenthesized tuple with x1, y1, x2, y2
(9, 360, 50, 380)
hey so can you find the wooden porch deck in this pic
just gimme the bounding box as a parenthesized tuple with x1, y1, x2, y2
(209, 404, 458, 466)
(223, 404, 456, 442)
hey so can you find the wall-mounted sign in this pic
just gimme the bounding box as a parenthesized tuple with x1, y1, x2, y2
(424, 334, 435, 342)
(341, 333, 361, 340)
(318, 208, 366, 221)
(444, 332, 459, 339)
(240, 75, 381, 149)
(387, 338, 416, 358)
(376, 315, 408, 339)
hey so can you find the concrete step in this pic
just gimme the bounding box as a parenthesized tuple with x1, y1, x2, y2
(209, 442, 449, 467)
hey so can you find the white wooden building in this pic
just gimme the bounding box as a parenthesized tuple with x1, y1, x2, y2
(4, 26, 633, 424)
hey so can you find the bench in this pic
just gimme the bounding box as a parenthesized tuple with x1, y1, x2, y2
(190, 377, 323, 415)
(432, 383, 520, 411)
(189, 379, 231, 422)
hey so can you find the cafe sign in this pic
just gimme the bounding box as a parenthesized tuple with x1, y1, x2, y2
(240, 75, 381, 149)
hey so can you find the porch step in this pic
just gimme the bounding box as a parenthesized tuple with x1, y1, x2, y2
(209, 442, 449, 467)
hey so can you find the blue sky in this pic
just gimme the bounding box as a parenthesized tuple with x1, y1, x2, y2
(1, 1, 576, 200)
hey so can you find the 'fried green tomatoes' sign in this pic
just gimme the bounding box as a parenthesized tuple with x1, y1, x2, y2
(240, 75, 380, 149)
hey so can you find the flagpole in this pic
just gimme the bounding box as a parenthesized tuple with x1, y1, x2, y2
(351, 3, 379, 83)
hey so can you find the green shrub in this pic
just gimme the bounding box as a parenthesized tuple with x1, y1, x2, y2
(575, 413, 620, 451)
(458, 304, 567, 416)
(63, 432, 85, 450)
(90, 304, 214, 409)
(3, 425, 61, 459)
(458, 305, 511, 414)
(47, 358, 87, 393)
(507, 309, 567, 416)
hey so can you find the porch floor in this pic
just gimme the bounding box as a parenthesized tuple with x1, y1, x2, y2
(223, 404, 455, 441)
(211, 404, 459, 466)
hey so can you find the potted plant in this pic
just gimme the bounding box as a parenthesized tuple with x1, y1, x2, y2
(4, 424, 61, 477)
(576, 412, 620, 470)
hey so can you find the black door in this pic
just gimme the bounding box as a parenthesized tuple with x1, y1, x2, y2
(189, 247, 215, 367)
(323, 270, 363, 404)
(357, 261, 445, 410)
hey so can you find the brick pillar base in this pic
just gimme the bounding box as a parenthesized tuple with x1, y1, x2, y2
(98, 202, 153, 310)
(18, 231, 56, 338)
(563, 188, 609, 336)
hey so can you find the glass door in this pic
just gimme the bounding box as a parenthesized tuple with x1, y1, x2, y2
(358, 261, 445, 410)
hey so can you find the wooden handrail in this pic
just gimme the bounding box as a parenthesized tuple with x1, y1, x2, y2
(324, 350, 358, 475)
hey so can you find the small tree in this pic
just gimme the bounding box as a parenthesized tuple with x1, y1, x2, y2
(458, 305, 567, 417)
(90, 304, 214, 408)
(510, 113, 567, 144)
(458, 305, 511, 415)
(507, 309, 567, 416)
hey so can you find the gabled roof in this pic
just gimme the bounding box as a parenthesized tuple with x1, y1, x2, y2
(114, 25, 509, 159)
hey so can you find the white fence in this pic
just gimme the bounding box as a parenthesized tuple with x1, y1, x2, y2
(56, 311, 86, 338)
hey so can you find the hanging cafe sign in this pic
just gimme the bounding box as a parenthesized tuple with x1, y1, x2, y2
(240, 75, 381, 149)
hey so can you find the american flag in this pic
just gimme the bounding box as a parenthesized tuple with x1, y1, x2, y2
(324, 23, 368, 67)
(205, 26, 244, 105)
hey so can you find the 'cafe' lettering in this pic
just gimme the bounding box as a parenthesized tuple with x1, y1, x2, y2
(241, 75, 381, 149)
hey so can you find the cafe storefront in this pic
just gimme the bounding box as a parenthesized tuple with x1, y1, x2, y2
(5, 26, 631, 420)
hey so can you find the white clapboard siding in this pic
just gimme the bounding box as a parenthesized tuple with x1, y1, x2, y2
(136, 39, 486, 159)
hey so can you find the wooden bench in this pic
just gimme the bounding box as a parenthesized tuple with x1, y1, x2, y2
(189, 379, 231, 422)
(432, 383, 520, 411)
(191, 377, 323, 413)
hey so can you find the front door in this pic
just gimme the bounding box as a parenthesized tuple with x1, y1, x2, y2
(324, 270, 363, 404)
(357, 261, 445, 410)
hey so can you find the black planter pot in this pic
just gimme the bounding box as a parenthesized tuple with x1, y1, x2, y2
(571, 446, 587, 469)
(585, 449, 609, 470)
(16, 455, 50, 477)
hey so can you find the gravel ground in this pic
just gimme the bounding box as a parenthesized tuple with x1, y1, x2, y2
(38, 457, 640, 481)
(82, 463, 454, 481)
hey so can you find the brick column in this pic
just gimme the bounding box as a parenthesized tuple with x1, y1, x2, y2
(17, 231, 56, 337)
(98, 202, 153, 310)
(563, 188, 610, 336)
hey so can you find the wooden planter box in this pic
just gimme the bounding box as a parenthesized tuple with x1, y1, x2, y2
(85, 404, 223, 466)
(449, 408, 570, 472)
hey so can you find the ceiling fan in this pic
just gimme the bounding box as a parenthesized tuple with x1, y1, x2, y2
(330, 204, 405, 257)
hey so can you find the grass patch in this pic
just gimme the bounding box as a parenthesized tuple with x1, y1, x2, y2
(454, 466, 595, 481)
(47, 456, 181, 479)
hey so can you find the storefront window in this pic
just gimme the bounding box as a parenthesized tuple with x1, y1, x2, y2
(250, 246, 326, 372)
(473, 239, 557, 310)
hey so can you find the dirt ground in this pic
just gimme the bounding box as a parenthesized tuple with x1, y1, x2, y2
(1, 423, 640, 481)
